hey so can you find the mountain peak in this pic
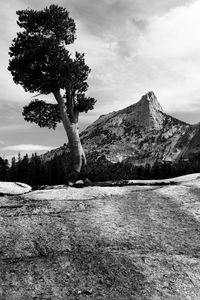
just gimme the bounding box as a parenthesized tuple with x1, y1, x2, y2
(126, 91, 164, 129)
(42, 91, 199, 166)
(139, 91, 163, 112)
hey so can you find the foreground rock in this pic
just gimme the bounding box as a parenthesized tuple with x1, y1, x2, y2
(38, 173, 200, 190)
(0, 181, 32, 195)
(1, 174, 200, 299)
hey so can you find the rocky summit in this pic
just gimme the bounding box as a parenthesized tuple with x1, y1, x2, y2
(43, 91, 200, 165)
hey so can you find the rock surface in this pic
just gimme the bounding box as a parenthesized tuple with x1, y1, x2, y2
(0, 181, 32, 195)
(42, 91, 200, 165)
(1, 174, 200, 299)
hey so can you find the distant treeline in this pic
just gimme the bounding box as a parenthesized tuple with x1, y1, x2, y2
(82, 154, 200, 182)
(0, 152, 200, 186)
(0, 153, 66, 187)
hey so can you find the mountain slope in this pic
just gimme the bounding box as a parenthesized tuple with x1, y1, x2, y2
(42, 91, 200, 165)
(80, 91, 196, 164)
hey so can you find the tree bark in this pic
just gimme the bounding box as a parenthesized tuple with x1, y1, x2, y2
(53, 90, 86, 183)
(68, 122, 86, 174)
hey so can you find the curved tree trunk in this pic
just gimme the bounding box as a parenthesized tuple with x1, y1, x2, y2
(53, 90, 86, 184)
(68, 123, 86, 180)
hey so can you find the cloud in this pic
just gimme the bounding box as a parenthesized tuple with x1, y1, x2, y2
(68, 0, 195, 37)
(70, 0, 200, 116)
(134, 0, 200, 112)
(0, 102, 32, 132)
(1, 144, 54, 152)
(0, 143, 56, 162)
(1, 0, 200, 133)
(0, 1, 34, 105)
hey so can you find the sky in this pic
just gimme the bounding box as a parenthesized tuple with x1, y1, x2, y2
(1, 0, 200, 161)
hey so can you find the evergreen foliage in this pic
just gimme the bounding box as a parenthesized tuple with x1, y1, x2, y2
(0, 152, 199, 186)
(8, 5, 97, 181)
(0, 158, 9, 181)
(8, 5, 96, 129)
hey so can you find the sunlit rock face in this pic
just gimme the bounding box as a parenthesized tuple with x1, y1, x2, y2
(0, 182, 32, 195)
(42, 92, 200, 165)
(79, 91, 195, 164)
(132, 91, 164, 129)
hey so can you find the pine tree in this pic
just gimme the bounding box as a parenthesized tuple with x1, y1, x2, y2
(8, 5, 97, 184)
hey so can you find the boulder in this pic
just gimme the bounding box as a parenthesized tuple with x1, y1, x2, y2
(74, 180, 84, 187)
(0, 182, 32, 195)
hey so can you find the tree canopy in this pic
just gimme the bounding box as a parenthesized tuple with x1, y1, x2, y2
(8, 4, 96, 128)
